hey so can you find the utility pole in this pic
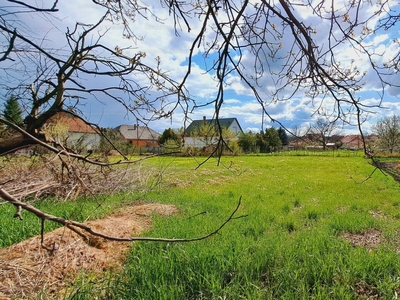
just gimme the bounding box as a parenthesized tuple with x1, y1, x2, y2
(261, 102, 264, 133)
(137, 118, 141, 155)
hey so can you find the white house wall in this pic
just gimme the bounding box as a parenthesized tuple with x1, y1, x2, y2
(184, 120, 242, 149)
(67, 132, 100, 151)
(184, 137, 222, 149)
(184, 137, 206, 148)
(229, 120, 241, 135)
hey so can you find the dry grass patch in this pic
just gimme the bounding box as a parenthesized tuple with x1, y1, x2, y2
(339, 228, 384, 249)
(0, 202, 177, 299)
(168, 180, 193, 188)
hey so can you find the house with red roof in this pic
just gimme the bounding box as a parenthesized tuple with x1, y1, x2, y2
(44, 112, 100, 151)
(116, 124, 160, 152)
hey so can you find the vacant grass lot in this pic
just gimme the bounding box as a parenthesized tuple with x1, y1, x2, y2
(2, 153, 400, 299)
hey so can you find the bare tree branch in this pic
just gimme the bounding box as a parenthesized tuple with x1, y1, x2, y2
(0, 187, 243, 243)
(0, 29, 16, 62)
(6, 0, 59, 12)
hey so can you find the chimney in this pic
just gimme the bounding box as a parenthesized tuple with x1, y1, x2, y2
(133, 124, 137, 130)
(203, 116, 206, 124)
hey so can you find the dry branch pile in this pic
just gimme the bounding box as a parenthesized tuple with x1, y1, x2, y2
(0, 154, 161, 202)
(0, 202, 178, 299)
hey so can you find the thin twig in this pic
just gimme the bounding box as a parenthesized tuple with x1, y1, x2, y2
(7, 0, 59, 11)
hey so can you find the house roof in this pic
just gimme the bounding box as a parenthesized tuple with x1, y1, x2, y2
(116, 125, 160, 140)
(185, 117, 243, 136)
(46, 112, 96, 133)
(341, 135, 362, 144)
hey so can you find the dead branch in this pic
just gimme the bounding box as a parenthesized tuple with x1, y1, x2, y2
(0, 187, 243, 243)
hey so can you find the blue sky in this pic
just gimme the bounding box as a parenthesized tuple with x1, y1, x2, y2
(1, 1, 400, 136)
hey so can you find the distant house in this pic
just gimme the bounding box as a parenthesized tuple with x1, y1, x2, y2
(288, 133, 320, 150)
(340, 134, 380, 151)
(44, 112, 100, 151)
(116, 124, 160, 152)
(340, 135, 364, 150)
(184, 116, 243, 148)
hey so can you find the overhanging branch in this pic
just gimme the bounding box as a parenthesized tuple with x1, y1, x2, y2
(0, 118, 169, 166)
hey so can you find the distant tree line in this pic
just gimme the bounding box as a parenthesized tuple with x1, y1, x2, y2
(238, 127, 288, 154)
(4, 94, 398, 156)
(105, 114, 400, 157)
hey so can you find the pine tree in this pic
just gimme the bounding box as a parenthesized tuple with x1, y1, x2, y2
(278, 127, 289, 146)
(3, 95, 23, 126)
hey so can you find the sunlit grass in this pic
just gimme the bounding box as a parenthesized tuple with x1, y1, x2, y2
(60, 154, 400, 299)
(2, 154, 400, 298)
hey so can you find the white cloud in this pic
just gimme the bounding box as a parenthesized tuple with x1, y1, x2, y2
(223, 98, 242, 104)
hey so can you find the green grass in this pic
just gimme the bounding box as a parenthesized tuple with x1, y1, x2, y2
(2, 154, 400, 298)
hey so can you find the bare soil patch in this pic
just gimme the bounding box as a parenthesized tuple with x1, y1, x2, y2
(0, 202, 178, 299)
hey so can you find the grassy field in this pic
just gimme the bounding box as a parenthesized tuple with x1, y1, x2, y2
(2, 153, 400, 299)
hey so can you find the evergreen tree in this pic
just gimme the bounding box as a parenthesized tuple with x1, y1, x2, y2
(278, 127, 289, 146)
(3, 95, 23, 126)
(159, 128, 183, 152)
(159, 128, 182, 146)
(265, 127, 282, 152)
